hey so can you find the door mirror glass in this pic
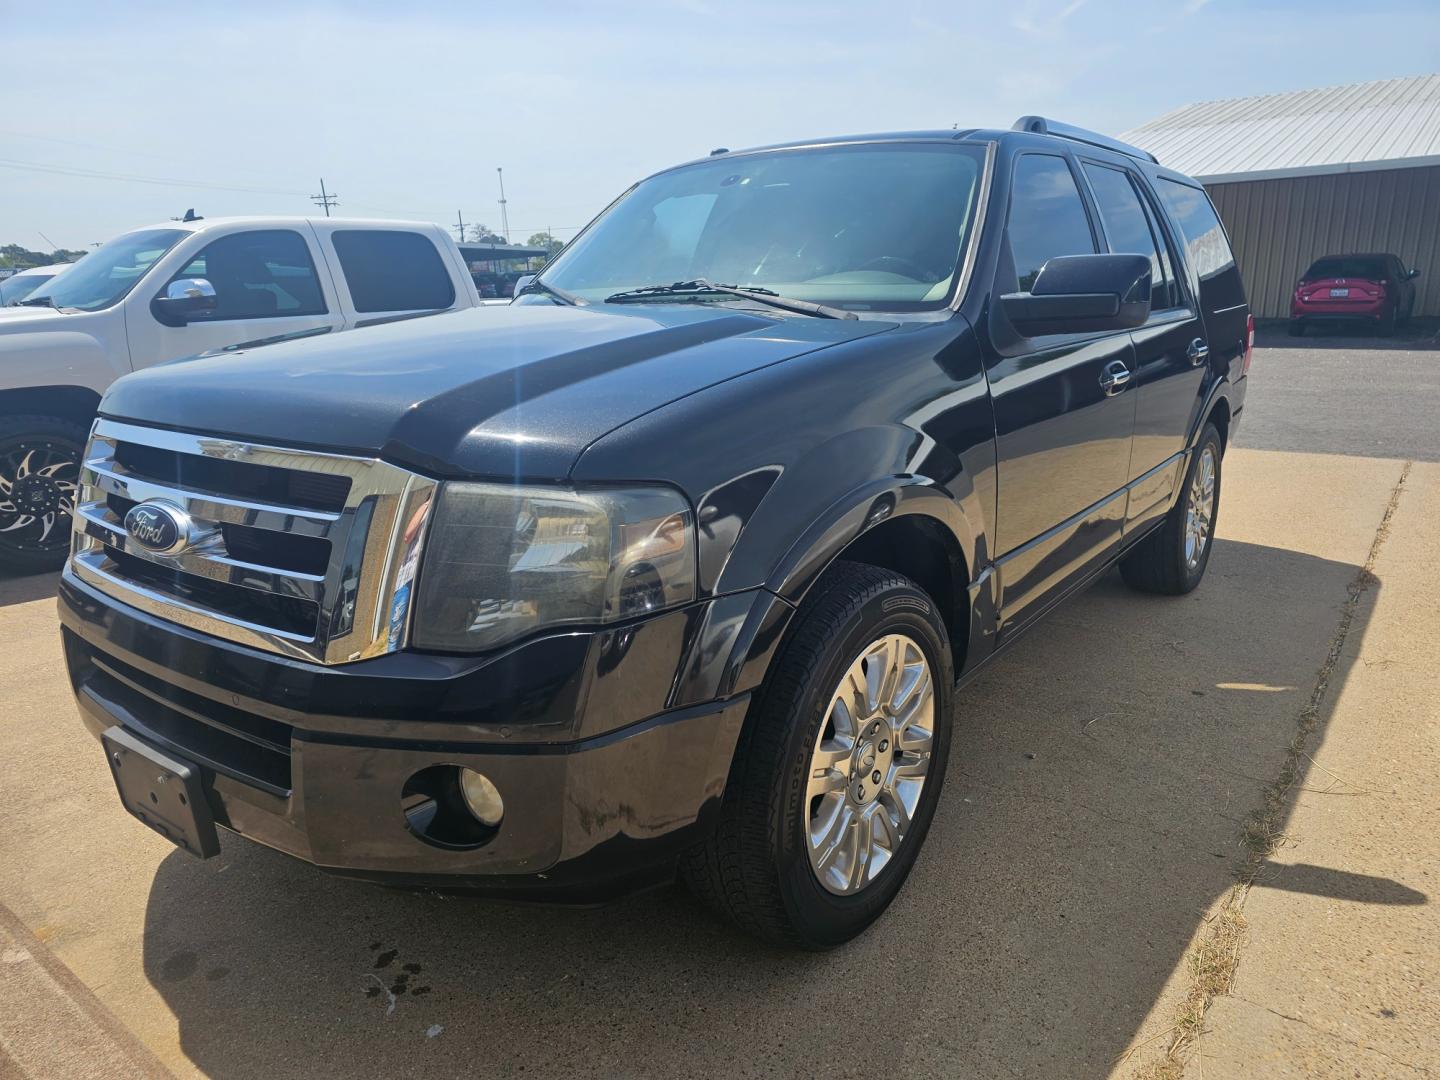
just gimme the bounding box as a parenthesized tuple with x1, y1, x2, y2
(151, 278, 218, 326)
(1002, 253, 1152, 337)
(1408, 268, 1422, 280)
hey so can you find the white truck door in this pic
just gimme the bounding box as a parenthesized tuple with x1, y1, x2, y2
(312, 223, 472, 326)
(123, 225, 344, 369)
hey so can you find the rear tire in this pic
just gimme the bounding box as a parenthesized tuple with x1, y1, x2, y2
(1120, 422, 1222, 596)
(683, 561, 954, 949)
(1378, 307, 1397, 337)
(0, 414, 87, 575)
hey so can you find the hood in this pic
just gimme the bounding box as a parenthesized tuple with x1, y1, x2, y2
(101, 302, 894, 479)
(0, 306, 72, 328)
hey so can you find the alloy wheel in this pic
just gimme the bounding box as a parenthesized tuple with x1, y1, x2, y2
(1184, 445, 1216, 570)
(0, 440, 80, 555)
(805, 633, 935, 896)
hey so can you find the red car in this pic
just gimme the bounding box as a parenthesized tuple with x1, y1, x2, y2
(1290, 253, 1421, 336)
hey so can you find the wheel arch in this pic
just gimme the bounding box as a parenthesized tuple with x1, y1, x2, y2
(672, 479, 985, 709)
(0, 385, 102, 429)
(766, 478, 979, 668)
(1205, 394, 1232, 452)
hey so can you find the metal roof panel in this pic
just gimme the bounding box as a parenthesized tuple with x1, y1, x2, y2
(1121, 74, 1440, 181)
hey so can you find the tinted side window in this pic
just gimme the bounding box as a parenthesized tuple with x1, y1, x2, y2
(1156, 178, 1246, 313)
(331, 230, 456, 313)
(1083, 163, 1175, 311)
(171, 229, 326, 321)
(1007, 154, 1096, 292)
(1156, 179, 1235, 281)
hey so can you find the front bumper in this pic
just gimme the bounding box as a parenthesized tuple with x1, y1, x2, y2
(59, 570, 753, 899)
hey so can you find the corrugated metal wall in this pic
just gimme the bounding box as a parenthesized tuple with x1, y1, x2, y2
(1206, 165, 1440, 319)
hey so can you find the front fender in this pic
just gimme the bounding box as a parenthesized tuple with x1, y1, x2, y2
(711, 421, 985, 600)
(0, 322, 121, 397)
(763, 476, 979, 604)
(668, 480, 987, 708)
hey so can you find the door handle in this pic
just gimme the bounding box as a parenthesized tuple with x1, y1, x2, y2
(1099, 360, 1131, 396)
(1187, 338, 1211, 365)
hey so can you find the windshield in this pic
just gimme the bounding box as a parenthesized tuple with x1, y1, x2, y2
(1305, 256, 1387, 281)
(29, 229, 185, 311)
(1, 273, 56, 306)
(540, 143, 987, 312)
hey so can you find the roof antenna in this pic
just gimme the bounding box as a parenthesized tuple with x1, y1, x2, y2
(181, 208, 202, 222)
(709, 147, 729, 156)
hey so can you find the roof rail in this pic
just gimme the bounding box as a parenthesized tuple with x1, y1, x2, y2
(1011, 116, 1158, 164)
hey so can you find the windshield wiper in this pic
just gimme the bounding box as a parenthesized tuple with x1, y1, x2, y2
(605, 279, 857, 320)
(518, 278, 583, 307)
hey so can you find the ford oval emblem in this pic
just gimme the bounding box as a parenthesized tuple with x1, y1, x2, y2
(123, 501, 190, 555)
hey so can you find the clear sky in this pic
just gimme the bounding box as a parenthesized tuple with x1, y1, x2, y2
(4, 0, 1438, 251)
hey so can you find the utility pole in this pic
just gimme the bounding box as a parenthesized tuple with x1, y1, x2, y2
(310, 178, 339, 217)
(454, 210, 469, 243)
(496, 167, 510, 243)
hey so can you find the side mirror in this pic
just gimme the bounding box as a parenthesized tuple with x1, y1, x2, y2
(152, 278, 217, 327)
(1407, 268, 1422, 280)
(512, 274, 537, 299)
(1002, 254, 1152, 337)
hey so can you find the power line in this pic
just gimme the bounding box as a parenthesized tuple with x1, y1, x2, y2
(0, 155, 589, 236)
(310, 178, 338, 217)
(0, 156, 310, 197)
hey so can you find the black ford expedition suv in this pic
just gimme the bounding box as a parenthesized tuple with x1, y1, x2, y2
(60, 118, 1250, 948)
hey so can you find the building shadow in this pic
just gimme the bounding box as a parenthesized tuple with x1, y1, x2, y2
(138, 537, 1416, 1079)
(0, 570, 59, 610)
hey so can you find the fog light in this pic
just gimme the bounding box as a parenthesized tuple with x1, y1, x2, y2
(458, 768, 504, 827)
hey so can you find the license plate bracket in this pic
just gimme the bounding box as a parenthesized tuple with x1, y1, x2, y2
(101, 727, 219, 858)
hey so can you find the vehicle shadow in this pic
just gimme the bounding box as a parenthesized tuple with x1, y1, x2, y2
(138, 537, 1410, 1079)
(1255, 316, 1440, 350)
(0, 570, 59, 610)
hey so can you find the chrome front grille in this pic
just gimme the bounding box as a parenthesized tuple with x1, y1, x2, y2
(71, 419, 436, 665)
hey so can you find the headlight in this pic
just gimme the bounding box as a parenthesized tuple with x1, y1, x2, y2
(411, 483, 696, 652)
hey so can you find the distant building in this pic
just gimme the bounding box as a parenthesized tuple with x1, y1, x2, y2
(1124, 74, 1440, 318)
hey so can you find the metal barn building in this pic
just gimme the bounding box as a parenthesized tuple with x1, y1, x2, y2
(1122, 74, 1440, 319)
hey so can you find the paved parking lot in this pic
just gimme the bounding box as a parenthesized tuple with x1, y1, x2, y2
(1, 331, 1436, 1079)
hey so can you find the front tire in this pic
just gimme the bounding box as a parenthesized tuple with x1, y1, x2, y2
(683, 561, 954, 948)
(1120, 422, 1222, 595)
(0, 414, 87, 575)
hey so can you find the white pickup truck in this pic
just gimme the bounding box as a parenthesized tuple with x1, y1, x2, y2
(0, 216, 483, 572)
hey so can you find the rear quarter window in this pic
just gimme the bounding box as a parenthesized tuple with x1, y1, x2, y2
(1156, 178, 1246, 313)
(331, 230, 456, 313)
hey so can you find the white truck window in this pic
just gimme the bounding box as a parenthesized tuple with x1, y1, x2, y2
(169, 230, 327, 321)
(331, 230, 456, 313)
(27, 228, 185, 311)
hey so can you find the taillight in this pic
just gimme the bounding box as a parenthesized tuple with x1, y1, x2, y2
(1243, 314, 1254, 374)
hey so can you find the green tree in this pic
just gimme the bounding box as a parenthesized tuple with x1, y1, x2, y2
(526, 231, 563, 254)
(467, 224, 506, 244)
(1, 243, 88, 270)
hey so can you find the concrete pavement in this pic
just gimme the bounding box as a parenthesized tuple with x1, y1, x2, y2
(0, 339, 1436, 1078)
(1184, 462, 1438, 1078)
